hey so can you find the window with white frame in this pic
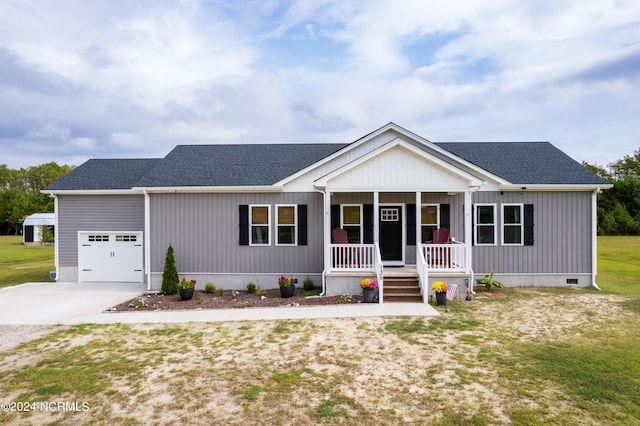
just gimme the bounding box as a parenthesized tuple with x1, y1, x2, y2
(250, 205, 270, 245)
(420, 204, 439, 242)
(341, 205, 362, 243)
(474, 204, 496, 245)
(276, 205, 297, 245)
(502, 204, 524, 245)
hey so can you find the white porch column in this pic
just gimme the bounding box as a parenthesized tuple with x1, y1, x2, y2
(373, 191, 379, 245)
(464, 190, 473, 273)
(415, 191, 421, 246)
(324, 190, 332, 272)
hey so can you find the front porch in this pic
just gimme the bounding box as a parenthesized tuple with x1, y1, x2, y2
(324, 242, 474, 303)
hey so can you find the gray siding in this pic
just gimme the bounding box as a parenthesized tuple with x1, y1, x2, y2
(471, 191, 593, 274)
(57, 195, 145, 267)
(149, 192, 324, 274)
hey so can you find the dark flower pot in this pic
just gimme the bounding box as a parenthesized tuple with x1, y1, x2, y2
(435, 292, 447, 306)
(362, 288, 376, 303)
(279, 286, 295, 298)
(180, 288, 194, 301)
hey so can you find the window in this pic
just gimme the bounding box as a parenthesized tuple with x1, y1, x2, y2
(381, 208, 399, 222)
(474, 204, 496, 245)
(115, 235, 137, 242)
(250, 205, 270, 245)
(420, 204, 439, 242)
(276, 205, 297, 246)
(88, 235, 109, 242)
(503, 204, 523, 245)
(341, 205, 362, 243)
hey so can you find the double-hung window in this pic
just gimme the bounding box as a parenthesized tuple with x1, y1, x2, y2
(502, 204, 524, 245)
(420, 204, 439, 242)
(341, 205, 362, 243)
(474, 204, 496, 245)
(276, 205, 297, 246)
(250, 205, 270, 245)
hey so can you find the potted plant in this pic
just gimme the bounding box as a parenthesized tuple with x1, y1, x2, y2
(179, 277, 196, 301)
(278, 275, 295, 298)
(360, 278, 378, 303)
(432, 281, 448, 306)
(476, 270, 503, 291)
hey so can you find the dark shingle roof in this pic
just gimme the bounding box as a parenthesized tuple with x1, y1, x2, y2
(45, 139, 608, 191)
(45, 158, 162, 191)
(135, 144, 348, 187)
(436, 142, 609, 185)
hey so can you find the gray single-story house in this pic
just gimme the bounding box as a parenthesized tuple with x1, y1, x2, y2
(44, 123, 611, 301)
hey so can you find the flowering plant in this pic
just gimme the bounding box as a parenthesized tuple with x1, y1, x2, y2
(180, 278, 196, 289)
(360, 278, 378, 290)
(278, 275, 293, 287)
(431, 281, 448, 293)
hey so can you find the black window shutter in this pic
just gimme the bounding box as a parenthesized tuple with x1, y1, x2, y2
(406, 204, 416, 245)
(524, 204, 534, 246)
(330, 205, 341, 239)
(297, 205, 307, 246)
(239, 205, 249, 246)
(363, 204, 374, 244)
(441, 204, 450, 230)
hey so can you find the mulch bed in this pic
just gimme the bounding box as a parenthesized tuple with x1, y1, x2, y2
(108, 288, 363, 312)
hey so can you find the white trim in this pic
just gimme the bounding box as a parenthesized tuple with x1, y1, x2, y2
(474, 203, 497, 246)
(591, 190, 600, 289)
(499, 184, 613, 191)
(249, 204, 271, 246)
(501, 203, 524, 246)
(341, 204, 363, 243)
(42, 189, 143, 195)
(53, 195, 59, 280)
(420, 203, 440, 243)
(315, 137, 485, 188)
(275, 204, 297, 246)
(144, 190, 151, 290)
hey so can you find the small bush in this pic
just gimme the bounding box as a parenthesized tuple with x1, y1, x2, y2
(217, 288, 224, 297)
(129, 297, 148, 308)
(246, 282, 256, 293)
(256, 287, 266, 297)
(161, 244, 179, 295)
(303, 277, 315, 291)
(205, 283, 216, 294)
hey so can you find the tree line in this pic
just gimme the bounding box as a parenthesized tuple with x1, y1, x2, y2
(585, 147, 640, 235)
(0, 163, 74, 235)
(0, 149, 638, 236)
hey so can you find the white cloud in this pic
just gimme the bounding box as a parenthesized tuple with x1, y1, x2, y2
(26, 123, 71, 141)
(66, 137, 97, 151)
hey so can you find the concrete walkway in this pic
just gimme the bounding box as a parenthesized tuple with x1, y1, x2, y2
(0, 282, 440, 325)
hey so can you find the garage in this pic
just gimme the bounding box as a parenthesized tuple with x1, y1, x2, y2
(78, 232, 143, 282)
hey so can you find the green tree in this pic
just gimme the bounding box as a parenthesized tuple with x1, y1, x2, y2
(161, 244, 180, 295)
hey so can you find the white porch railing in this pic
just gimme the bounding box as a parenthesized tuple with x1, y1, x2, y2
(330, 244, 376, 270)
(416, 245, 429, 304)
(420, 241, 468, 271)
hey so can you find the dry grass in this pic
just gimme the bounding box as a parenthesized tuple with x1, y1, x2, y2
(1, 287, 638, 425)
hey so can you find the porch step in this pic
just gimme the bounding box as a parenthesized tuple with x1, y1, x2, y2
(383, 277, 423, 303)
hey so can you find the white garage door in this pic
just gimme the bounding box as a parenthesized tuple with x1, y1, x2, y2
(78, 232, 143, 282)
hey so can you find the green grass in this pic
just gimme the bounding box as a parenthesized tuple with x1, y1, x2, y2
(597, 236, 640, 296)
(0, 236, 54, 288)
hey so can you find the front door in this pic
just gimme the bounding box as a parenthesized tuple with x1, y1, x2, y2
(379, 205, 404, 265)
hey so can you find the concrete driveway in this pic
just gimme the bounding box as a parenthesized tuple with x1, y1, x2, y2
(0, 281, 145, 325)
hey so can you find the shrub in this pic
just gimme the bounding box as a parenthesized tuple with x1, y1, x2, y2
(205, 283, 216, 294)
(303, 277, 315, 291)
(161, 244, 179, 295)
(247, 282, 256, 294)
(256, 287, 266, 297)
(217, 288, 224, 297)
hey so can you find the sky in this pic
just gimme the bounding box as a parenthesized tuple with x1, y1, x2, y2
(0, 0, 639, 169)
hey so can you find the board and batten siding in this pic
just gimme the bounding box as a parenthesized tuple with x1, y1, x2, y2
(471, 191, 593, 275)
(149, 192, 324, 274)
(57, 194, 146, 267)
